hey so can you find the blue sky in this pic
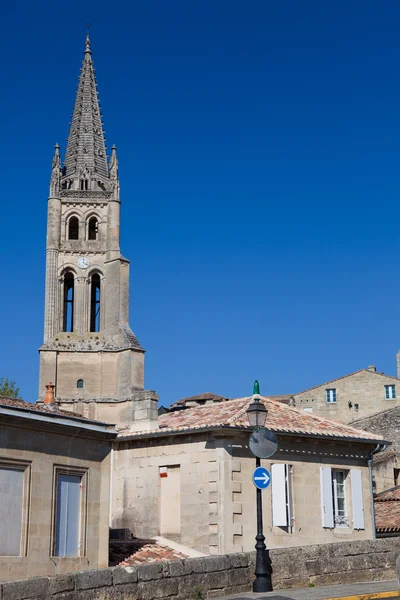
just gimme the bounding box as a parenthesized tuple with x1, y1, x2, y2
(1, 1, 400, 406)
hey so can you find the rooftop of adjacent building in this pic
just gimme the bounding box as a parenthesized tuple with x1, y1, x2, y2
(119, 394, 387, 444)
(374, 485, 400, 534)
(0, 394, 117, 437)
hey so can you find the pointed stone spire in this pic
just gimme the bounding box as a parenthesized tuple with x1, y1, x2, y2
(63, 34, 108, 180)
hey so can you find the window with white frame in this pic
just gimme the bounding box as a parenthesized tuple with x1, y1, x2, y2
(271, 463, 292, 530)
(320, 467, 364, 530)
(53, 468, 87, 557)
(331, 470, 348, 527)
(0, 463, 29, 556)
(385, 385, 396, 400)
(326, 388, 336, 403)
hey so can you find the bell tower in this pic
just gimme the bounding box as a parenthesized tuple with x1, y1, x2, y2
(38, 35, 158, 430)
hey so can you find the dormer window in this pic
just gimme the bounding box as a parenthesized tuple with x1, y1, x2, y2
(80, 179, 89, 191)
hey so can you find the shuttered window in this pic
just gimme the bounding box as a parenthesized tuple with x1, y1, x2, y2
(320, 467, 334, 528)
(0, 467, 25, 556)
(320, 467, 364, 530)
(351, 469, 365, 530)
(54, 474, 82, 557)
(271, 463, 292, 528)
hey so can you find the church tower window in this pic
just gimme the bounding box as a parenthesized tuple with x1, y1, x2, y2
(68, 216, 79, 240)
(77, 379, 84, 389)
(90, 274, 101, 332)
(63, 272, 74, 332)
(88, 217, 98, 240)
(80, 179, 89, 191)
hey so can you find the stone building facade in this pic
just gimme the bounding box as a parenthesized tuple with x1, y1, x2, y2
(0, 393, 116, 581)
(292, 366, 400, 424)
(351, 407, 400, 495)
(112, 396, 386, 554)
(38, 35, 158, 431)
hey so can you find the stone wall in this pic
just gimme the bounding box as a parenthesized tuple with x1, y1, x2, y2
(2, 538, 400, 600)
(294, 369, 400, 424)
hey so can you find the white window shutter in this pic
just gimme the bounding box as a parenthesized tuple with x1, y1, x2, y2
(272, 463, 287, 526)
(351, 469, 365, 530)
(285, 465, 293, 526)
(320, 467, 334, 528)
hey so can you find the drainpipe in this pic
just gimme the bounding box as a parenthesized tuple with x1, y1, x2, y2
(109, 444, 114, 528)
(368, 443, 387, 539)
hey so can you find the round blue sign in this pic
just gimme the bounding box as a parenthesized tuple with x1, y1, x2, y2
(252, 466, 271, 490)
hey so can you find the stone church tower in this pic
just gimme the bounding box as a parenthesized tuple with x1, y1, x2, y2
(38, 35, 158, 430)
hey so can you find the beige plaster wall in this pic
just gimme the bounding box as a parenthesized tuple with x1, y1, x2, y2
(294, 370, 400, 424)
(112, 432, 374, 556)
(0, 421, 111, 582)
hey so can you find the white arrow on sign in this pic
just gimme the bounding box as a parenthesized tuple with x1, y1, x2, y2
(254, 473, 270, 485)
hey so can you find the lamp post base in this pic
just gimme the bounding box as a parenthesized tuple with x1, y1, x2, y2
(253, 576, 272, 593)
(253, 534, 272, 593)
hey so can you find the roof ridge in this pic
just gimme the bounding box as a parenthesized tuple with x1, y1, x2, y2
(295, 369, 399, 396)
(375, 484, 400, 500)
(351, 404, 400, 424)
(229, 395, 380, 438)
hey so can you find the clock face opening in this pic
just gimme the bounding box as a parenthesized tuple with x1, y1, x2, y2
(78, 257, 89, 269)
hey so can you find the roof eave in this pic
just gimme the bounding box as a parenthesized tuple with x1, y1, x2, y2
(115, 424, 388, 446)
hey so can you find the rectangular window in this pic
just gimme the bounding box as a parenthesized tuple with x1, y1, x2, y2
(394, 469, 400, 487)
(0, 461, 30, 556)
(53, 469, 87, 557)
(331, 470, 349, 527)
(385, 385, 396, 400)
(321, 467, 364, 530)
(326, 388, 337, 403)
(271, 463, 292, 529)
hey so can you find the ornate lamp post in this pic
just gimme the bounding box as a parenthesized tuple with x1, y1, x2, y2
(246, 380, 272, 593)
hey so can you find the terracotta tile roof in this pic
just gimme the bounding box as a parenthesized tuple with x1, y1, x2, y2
(375, 486, 400, 533)
(109, 540, 188, 566)
(117, 396, 384, 442)
(296, 369, 399, 396)
(0, 397, 112, 426)
(375, 486, 400, 502)
(170, 392, 228, 408)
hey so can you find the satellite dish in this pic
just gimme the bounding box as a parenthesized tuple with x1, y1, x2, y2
(249, 429, 278, 459)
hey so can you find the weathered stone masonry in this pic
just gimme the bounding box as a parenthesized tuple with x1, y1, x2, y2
(2, 538, 400, 600)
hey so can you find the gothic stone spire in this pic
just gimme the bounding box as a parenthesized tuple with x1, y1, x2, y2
(63, 34, 108, 180)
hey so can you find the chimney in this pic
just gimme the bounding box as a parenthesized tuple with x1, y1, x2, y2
(368, 365, 377, 373)
(44, 382, 56, 405)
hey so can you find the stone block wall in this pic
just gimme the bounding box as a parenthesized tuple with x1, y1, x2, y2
(294, 369, 400, 423)
(1, 538, 400, 600)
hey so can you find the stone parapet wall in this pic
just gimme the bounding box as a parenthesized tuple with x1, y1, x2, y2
(2, 538, 400, 600)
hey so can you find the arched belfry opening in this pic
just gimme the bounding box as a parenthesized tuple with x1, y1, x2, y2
(68, 216, 79, 240)
(88, 217, 98, 240)
(90, 273, 101, 332)
(63, 272, 74, 332)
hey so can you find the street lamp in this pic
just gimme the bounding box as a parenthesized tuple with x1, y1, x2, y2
(246, 380, 272, 593)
